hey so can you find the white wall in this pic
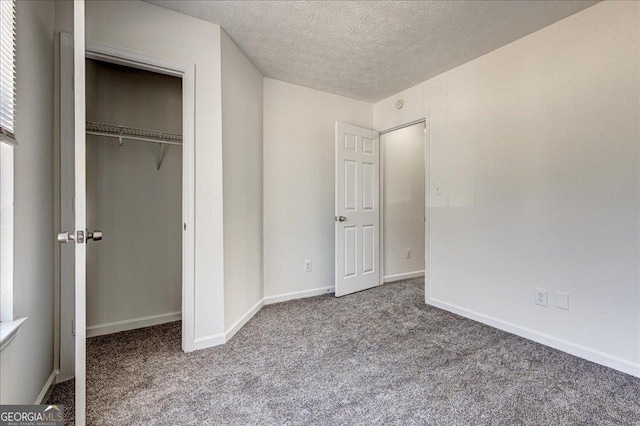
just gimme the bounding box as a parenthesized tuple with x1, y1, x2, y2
(374, 1, 640, 376)
(382, 123, 425, 280)
(0, 0, 55, 404)
(54, 0, 226, 342)
(220, 31, 264, 329)
(264, 79, 373, 299)
(85, 60, 182, 332)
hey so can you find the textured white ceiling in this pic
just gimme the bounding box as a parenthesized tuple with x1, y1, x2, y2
(145, 0, 598, 102)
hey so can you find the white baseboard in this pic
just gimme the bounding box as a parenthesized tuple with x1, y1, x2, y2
(87, 311, 181, 338)
(264, 286, 334, 305)
(192, 332, 226, 351)
(192, 299, 264, 351)
(35, 369, 59, 404)
(193, 287, 336, 351)
(225, 299, 265, 341)
(383, 270, 425, 283)
(427, 297, 640, 378)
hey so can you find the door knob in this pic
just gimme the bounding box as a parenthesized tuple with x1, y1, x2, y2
(57, 232, 75, 243)
(334, 216, 347, 222)
(87, 230, 102, 242)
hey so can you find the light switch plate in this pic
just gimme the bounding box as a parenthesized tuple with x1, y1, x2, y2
(556, 291, 569, 310)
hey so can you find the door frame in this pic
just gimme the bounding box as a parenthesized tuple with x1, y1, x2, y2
(378, 116, 430, 288)
(59, 33, 197, 382)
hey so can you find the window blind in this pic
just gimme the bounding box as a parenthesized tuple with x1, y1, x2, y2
(0, 0, 16, 144)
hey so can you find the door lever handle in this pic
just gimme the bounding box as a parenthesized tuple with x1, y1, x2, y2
(334, 216, 347, 222)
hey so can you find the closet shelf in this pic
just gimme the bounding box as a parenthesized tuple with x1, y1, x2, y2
(86, 121, 182, 170)
(86, 121, 182, 143)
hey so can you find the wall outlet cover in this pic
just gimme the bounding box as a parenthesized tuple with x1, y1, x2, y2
(304, 260, 312, 272)
(535, 288, 548, 307)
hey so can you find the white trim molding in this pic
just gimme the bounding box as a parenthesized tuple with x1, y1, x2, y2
(192, 300, 264, 351)
(193, 287, 336, 351)
(225, 299, 264, 342)
(192, 332, 226, 351)
(86, 312, 181, 338)
(383, 270, 425, 284)
(0, 317, 26, 352)
(427, 297, 640, 378)
(264, 286, 334, 305)
(35, 370, 59, 405)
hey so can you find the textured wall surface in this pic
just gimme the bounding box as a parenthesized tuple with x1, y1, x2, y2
(147, 0, 596, 102)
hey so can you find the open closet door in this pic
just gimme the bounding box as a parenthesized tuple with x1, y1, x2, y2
(73, 3, 87, 423)
(334, 122, 380, 297)
(57, 2, 88, 424)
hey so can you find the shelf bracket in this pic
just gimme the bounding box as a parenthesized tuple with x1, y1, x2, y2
(156, 143, 165, 171)
(118, 125, 124, 146)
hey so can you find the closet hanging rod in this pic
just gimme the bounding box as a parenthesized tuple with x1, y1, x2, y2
(85, 121, 183, 146)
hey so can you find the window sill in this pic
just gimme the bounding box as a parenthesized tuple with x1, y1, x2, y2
(0, 317, 27, 352)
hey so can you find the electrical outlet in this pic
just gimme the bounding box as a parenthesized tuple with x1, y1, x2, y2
(535, 288, 548, 307)
(406, 248, 411, 259)
(304, 260, 312, 273)
(556, 291, 569, 310)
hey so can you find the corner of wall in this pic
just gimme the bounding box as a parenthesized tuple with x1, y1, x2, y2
(220, 26, 265, 333)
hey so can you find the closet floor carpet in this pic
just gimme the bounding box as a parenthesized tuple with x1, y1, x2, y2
(47, 278, 640, 425)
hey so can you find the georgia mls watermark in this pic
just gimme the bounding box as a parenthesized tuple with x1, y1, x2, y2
(0, 405, 64, 426)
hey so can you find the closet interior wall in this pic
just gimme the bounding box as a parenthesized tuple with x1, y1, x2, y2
(85, 59, 183, 335)
(382, 123, 426, 280)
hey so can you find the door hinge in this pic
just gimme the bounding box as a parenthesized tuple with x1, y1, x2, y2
(72, 318, 76, 337)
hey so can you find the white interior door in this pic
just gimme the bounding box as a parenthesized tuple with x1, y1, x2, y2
(73, 2, 86, 423)
(57, 2, 87, 424)
(335, 122, 380, 297)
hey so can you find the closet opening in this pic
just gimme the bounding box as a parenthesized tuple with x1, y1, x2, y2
(57, 35, 198, 419)
(380, 120, 428, 285)
(84, 58, 183, 343)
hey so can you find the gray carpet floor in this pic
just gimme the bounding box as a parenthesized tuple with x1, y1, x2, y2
(48, 277, 640, 425)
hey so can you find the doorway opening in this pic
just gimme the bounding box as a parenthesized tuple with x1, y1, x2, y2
(84, 58, 183, 338)
(333, 118, 429, 297)
(57, 33, 197, 402)
(380, 120, 428, 285)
